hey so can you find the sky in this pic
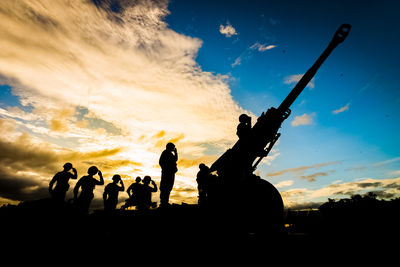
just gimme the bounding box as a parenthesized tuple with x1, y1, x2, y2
(0, 0, 399, 209)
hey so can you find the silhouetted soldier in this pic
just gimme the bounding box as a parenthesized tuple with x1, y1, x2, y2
(73, 166, 104, 213)
(196, 163, 210, 206)
(236, 114, 253, 174)
(127, 177, 142, 198)
(139, 176, 158, 210)
(49, 162, 77, 203)
(103, 174, 125, 211)
(236, 114, 252, 140)
(122, 176, 143, 210)
(159, 142, 178, 207)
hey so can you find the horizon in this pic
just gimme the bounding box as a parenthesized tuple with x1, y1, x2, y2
(0, 0, 399, 210)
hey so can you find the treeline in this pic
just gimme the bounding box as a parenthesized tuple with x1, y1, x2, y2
(284, 192, 400, 237)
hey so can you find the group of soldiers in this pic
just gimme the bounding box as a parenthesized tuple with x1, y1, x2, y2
(48, 142, 180, 213)
(48, 115, 253, 213)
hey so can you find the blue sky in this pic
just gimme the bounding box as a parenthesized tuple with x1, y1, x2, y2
(165, 0, 400, 204)
(0, 0, 399, 207)
(166, 1, 400, 161)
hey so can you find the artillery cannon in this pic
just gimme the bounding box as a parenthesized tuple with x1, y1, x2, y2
(208, 24, 351, 235)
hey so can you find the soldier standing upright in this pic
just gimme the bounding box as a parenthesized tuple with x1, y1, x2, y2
(196, 163, 210, 206)
(159, 142, 178, 208)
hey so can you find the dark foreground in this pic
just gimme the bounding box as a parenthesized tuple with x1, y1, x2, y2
(1, 198, 399, 262)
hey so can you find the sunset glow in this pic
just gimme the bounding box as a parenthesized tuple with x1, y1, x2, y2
(1, 0, 399, 210)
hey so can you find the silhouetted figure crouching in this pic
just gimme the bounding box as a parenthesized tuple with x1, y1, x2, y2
(122, 177, 143, 210)
(73, 166, 104, 213)
(103, 174, 124, 212)
(49, 162, 77, 204)
(159, 142, 178, 208)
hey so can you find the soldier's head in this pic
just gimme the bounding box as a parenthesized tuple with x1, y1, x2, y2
(239, 114, 250, 123)
(143, 176, 151, 185)
(199, 163, 209, 171)
(135, 176, 141, 183)
(88, 166, 98, 175)
(112, 174, 121, 182)
(166, 142, 175, 151)
(63, 162, 73, 171)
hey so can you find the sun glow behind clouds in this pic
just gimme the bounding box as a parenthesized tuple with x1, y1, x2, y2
(0, 0, 248, 205)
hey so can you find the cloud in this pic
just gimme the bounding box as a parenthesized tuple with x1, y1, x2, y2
(373, 157, 400, 167)
(266, 161, 340, 177)
(231, 42, 276, 68)
(219, 22, 237, 37)
(177, 155, 218, 169)
(231, 56, 242, 67)
(300, 170, 335, 182)
(284, 74, 315, 89)
(250, 42, 276, 52)
(274, 180, 294, 188)
(291, 113, 315, 126)
(332, 103, 350, 114)
(281, 177, 400, 208)
(0, 122, 146, 202)
(0, 164, 48, 202)
(0, 0, 250, 205)
(310, 178, 400, 199)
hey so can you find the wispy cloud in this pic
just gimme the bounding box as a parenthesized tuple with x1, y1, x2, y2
(291, 113, 315, 127)
(300, 170, 335, 182)
(219, 22, 238, 37)
(250, 42, 276, 51)
(231, 42, 276, 68)
(274, 180, 294, 188)
(284, 74, 315, 89)
(374, 157, 400, 167)
(332, 103, 350, 114)
(267, 161, 340, 177)
(231, 56, 242, 67)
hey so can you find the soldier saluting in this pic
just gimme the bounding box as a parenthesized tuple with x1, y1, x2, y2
(73, 166, 104, 213)
(49, 162, 77, 203)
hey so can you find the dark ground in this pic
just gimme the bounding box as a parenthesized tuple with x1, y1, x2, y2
(1, 197, 399, 262)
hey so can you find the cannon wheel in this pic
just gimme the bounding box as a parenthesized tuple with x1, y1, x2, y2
(240, 175, 284, 236)
(214, 174, 284, 237)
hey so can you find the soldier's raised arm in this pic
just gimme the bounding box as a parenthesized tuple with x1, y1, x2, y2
(97, 170, 104, 185)
(119, 179, 125, 191)
(71, 167, 78, 179)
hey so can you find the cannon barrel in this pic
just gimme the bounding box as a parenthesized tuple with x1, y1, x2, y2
(278, 24, 351, 113)
(210, 24, 351, 175)
(207, 25, 351, 236)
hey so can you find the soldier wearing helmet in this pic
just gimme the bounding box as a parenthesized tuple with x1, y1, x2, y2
(73, 166, 104, 213)
(103, 174, 125, 211)
(159, 142, 178, 207)
(49, 162, 78, 203)
(236, 114, 252, 140)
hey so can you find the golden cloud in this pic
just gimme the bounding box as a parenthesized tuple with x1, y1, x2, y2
(0, 0, 251, 205)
